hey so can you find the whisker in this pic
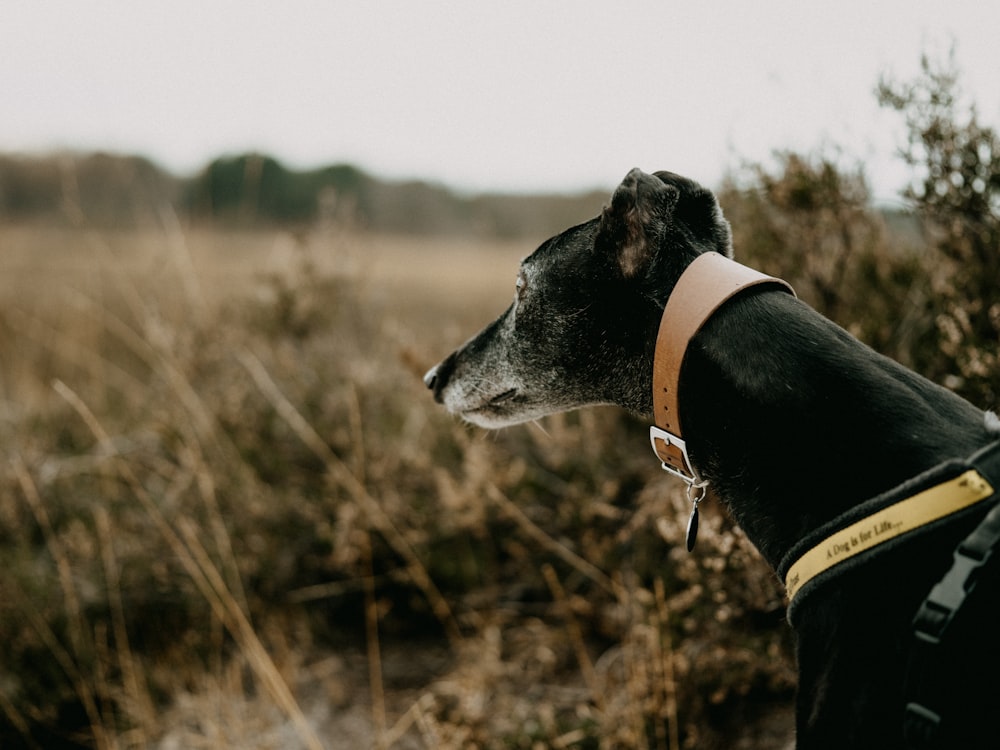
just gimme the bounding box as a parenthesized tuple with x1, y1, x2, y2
(528, 419, 550, 438)
(466, 378, 511, 399)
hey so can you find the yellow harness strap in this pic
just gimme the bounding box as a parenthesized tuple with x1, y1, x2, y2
(785, 469, 995, 602)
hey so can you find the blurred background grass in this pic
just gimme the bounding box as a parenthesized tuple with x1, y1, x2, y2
(0, 53, 996, 749)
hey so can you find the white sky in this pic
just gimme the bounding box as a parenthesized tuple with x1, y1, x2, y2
(3, 1, 998, 202)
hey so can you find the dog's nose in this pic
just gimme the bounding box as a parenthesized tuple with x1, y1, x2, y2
(423, 364, 439, 391)
(424, 354, 456, 403)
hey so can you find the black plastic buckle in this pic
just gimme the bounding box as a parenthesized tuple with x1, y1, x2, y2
(904, 702, 941, 748)
(913, 550, 984, 644)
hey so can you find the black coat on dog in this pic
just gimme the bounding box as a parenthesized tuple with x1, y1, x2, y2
(426, 169, 1000, 749)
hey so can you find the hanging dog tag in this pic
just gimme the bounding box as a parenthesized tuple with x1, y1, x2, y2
(685, 503, 700, 552)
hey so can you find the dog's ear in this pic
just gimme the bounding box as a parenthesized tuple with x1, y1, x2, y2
(653, 170, 734, 260)
(599, 168, 734, 278)
(598, 168, 680, 278)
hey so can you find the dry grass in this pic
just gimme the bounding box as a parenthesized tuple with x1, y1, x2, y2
(0, 220, 795, 749)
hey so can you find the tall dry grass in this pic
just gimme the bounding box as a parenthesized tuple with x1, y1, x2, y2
(0, 217, 795, 750)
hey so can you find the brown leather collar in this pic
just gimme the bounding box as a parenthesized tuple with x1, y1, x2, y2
(650, 252, 795, 486)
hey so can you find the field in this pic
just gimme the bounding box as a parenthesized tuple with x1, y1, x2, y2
(4, 61, 995, 747)
(0, 220, 798, 749)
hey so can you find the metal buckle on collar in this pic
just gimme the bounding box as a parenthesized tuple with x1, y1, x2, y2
(649, 425, 705, 489)
(650, 426, 709, 551)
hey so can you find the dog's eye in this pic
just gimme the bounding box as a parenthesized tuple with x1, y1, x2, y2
(515, 273, 527, 299)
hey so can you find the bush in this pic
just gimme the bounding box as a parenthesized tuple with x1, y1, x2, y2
(0, 222, 796, 749)
(878, 50, 1000, 407)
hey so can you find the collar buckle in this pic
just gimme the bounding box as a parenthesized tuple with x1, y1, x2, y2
(649, 425, 706, 489)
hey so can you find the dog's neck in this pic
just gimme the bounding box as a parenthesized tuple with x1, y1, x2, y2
(668, 288, 990, 569)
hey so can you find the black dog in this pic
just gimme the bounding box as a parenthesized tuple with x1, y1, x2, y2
(425, 168, 1000, 749)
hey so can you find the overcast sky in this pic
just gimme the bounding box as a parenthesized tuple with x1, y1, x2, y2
(3, 1, 998, 202)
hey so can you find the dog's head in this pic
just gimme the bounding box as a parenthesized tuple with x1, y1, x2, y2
(424, 168, 732, 427)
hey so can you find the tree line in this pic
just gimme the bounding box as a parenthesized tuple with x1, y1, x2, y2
(0, 150, 607, 238)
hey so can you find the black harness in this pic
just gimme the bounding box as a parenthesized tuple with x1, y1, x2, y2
(778, 439, 1000, 748)
(903, 439, 1000, 748)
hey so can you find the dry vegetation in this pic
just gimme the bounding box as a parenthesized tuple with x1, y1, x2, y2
(1, 53, 996, 750)
(0, 215, 801, 750)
